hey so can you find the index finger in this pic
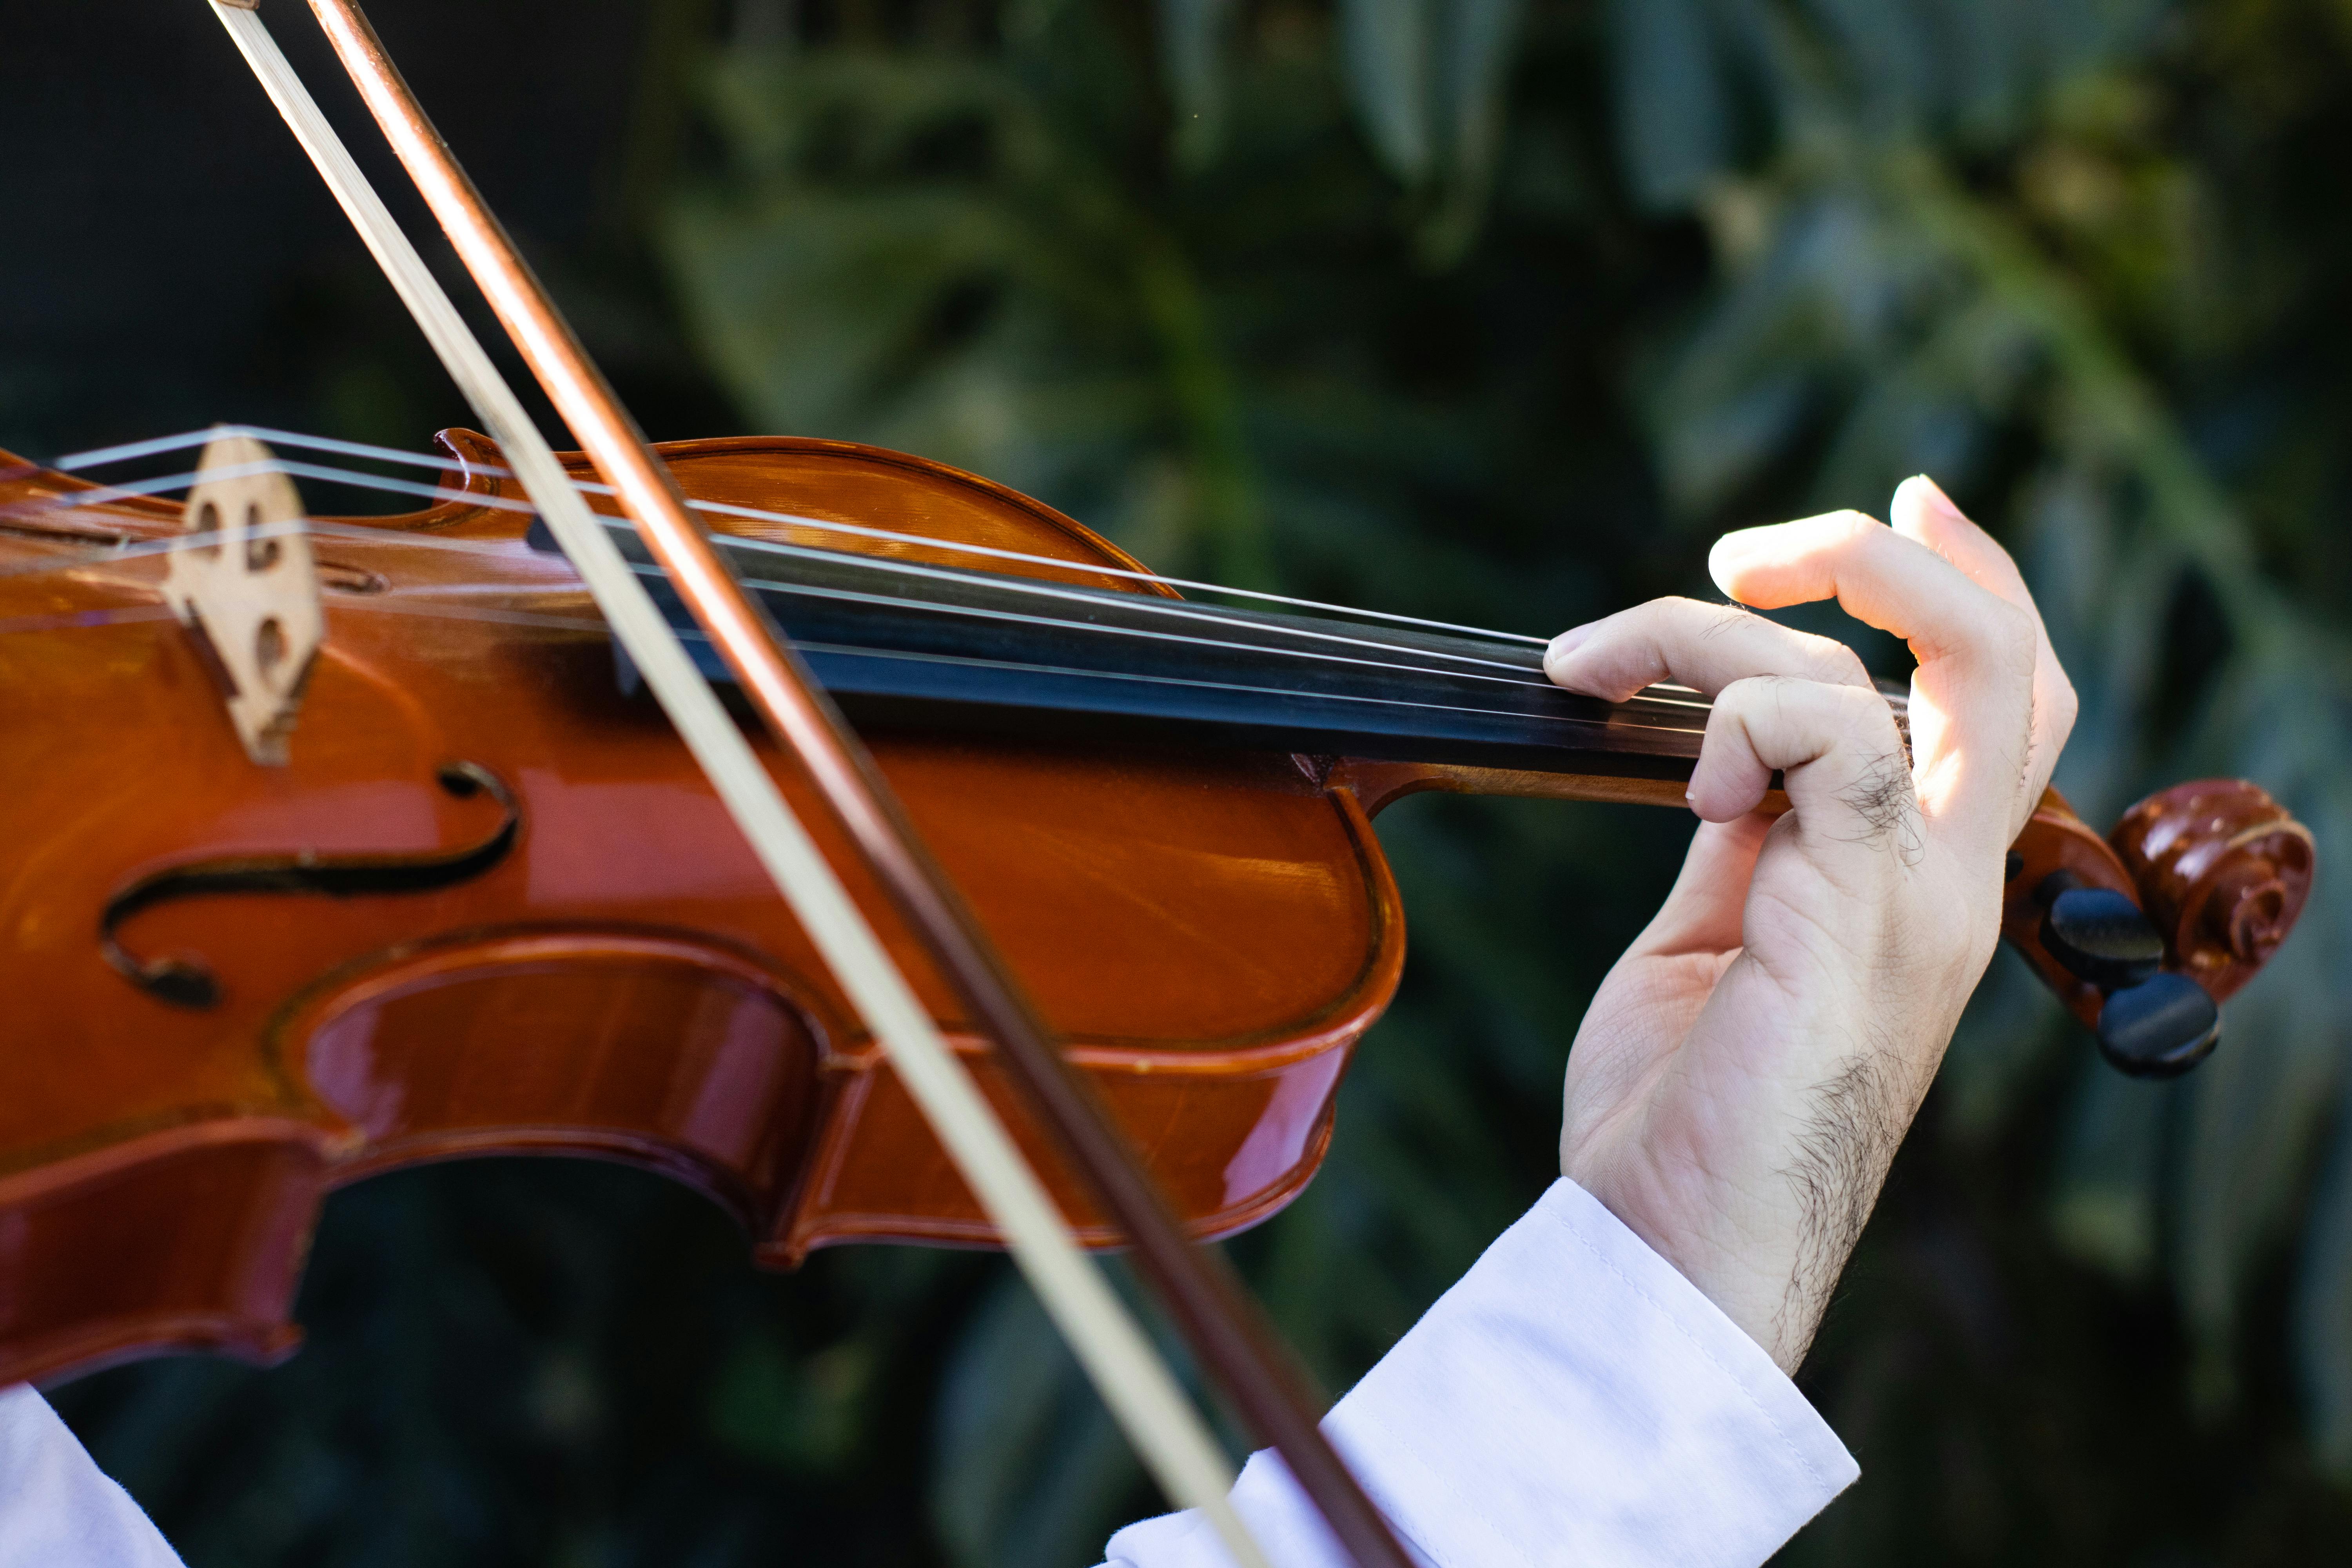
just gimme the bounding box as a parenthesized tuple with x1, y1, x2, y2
(1543, 595, 1873, 701)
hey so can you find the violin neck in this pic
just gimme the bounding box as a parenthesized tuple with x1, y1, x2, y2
(562, 522, 1905, 815)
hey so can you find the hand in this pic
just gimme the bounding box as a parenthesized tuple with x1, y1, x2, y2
(1542, 477, 2077, 1372)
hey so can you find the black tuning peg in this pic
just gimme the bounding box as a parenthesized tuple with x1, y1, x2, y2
(2096, 971, 2221, 1078)
(2031, 870, 2222, 1076)
(2040, 884, 2165, 989)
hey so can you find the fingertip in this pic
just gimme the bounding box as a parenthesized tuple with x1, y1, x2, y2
(1683, 790, 1742, 825)
(1892, 474, 1968, 542)
(1688, 791, 1759, 826)
(1711, 510, 1881, 603)
(1684, 768, 1768, 825)
(1543, 622, 1595, 682)
(1706, 529, 1763, 601)
(1891, 474, 2036, 606)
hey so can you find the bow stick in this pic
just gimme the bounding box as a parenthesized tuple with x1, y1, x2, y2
(202, 3, 1416, 1564)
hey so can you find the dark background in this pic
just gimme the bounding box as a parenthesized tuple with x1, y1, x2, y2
(7, 1, 2352, 1563)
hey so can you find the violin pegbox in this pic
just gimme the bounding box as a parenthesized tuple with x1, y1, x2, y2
(163, 431, 323, 766)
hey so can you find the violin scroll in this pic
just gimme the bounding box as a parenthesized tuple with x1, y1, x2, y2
(2003, 781, 2313, 1077)
(2109, 780, 2314, 1004)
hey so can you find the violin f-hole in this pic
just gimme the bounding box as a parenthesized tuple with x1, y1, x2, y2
(100, 761, 522, 1009)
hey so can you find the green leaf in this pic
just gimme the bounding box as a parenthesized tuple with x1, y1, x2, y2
(1157, 0, 1240, 170)
(1335, 0, 1525, 258)
(708, 1329, 877, 1476)
(929, 1274, 1160, 1568)
(1606, 0, 1735, 211)
(2169, 943, 2343, 1382)
(1339, 0, 1435, 185)
(2049, 1066, 2169, 1281)
(2298, 1114, 2352, 1481)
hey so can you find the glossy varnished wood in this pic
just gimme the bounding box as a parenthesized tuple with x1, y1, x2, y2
(2110, 779, 2314, 1002)
(0, 432, 1398, 1381)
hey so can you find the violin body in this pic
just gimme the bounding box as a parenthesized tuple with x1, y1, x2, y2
(0, 431, 2310, 1388)
(0, 433, 1415, 1386)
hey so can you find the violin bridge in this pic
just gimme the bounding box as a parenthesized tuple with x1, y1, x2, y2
(162, 431, 323, 766)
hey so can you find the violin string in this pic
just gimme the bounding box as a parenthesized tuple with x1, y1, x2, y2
(36, 456, 516, 517)
(60, 425, 435, 472)
(0, 517, 318, 582)
(54, 422, 1553, 646)
(35, 433, 1563, 680)
(4, 458, 1573, 690)
(761, 634, 1710, 736)
(13, 462, 268, 516)
(6, 448, 1764, 727)
(0, 476, 1881, 740)
(711, 564, 1574, 694)
(0, 497, 1730, 730)
(9, 556, 1718, 739)
(690, 530, 1548, 675)
(2, 462, 1911, 797)
(27, 431, 1847, 722)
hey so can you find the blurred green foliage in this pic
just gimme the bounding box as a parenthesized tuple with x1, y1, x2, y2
(35, 0, 2352, 1563)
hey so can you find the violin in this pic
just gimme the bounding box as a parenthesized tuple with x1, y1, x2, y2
(0, 423, 2312, 1390)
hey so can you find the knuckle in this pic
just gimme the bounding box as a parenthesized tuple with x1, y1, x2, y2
(1802, 636, 1871, 689)
(1931, 915, 1992, 984)
(1834, 679, 1902, 736)
(1706, 677, 1779, 746)
(1826, 508, 1882, 544)
(1719, 671, 1795, 711)
(2047, 672, 2081, 747)
(1979, 597, 2038, 677)
(1697, 599, 1758, 638)
(1633, 595, 1716, 640)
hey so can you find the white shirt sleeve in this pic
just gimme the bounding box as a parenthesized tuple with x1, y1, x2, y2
(0, 1179, 1851, 1568)
(1101, 1178, 1858, 1568)
(0, 1385, 182, 1568)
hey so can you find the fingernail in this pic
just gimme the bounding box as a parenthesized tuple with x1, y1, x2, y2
(1710, 525, 1768, 562)
(1707, 530, 1763, 597)
(1546, 624, 1595, 668)
(1913, 474, 1967, 525)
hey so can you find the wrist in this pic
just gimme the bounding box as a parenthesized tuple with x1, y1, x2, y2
(1561, 1156, 1822, 1374)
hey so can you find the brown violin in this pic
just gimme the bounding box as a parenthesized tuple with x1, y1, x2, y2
(0, 425, 2312, 1391)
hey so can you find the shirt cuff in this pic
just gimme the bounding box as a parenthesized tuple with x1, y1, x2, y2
(1103, 1178, 1857, 1568)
